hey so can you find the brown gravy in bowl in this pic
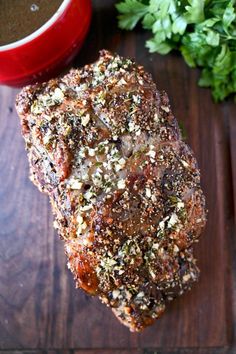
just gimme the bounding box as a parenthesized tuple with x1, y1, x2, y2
(0, 0, 63, 46)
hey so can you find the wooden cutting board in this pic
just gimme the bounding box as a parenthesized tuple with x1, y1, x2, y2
(0, 1, 235, 353)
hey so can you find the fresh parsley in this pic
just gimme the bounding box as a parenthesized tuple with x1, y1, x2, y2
(116, 0, 236, 101)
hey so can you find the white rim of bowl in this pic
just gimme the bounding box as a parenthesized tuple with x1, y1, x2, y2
(0, 0, 71, 52)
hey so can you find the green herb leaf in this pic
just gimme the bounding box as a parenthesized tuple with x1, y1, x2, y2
(117, 0, 236, 101)
(142, 13, 155, 29)
(223, 1, 236, 30)
(116, 0, 148, 30)
(184, 0, 205, 24)
(172, 16, 188, 35)
(205, 30, 220, 46)
(146, 38, 173, 54)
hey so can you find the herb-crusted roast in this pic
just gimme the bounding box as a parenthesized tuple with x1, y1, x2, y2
(16, 50, 206, 332)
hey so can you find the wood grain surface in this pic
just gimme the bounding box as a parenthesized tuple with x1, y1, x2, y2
(0, 0, 235, 353)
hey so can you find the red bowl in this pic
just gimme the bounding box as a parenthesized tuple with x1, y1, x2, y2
(0, 0, 92, 87)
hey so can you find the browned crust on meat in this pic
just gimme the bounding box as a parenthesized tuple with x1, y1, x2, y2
(16, 50, 206, 332)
